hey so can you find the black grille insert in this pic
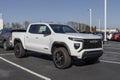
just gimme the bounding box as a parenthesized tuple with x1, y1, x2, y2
(83, 39, 102, 49)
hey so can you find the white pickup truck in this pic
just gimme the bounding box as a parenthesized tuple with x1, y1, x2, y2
(12, 23, 103, 69)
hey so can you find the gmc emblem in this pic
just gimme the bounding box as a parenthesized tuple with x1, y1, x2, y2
(89, 40, 98, 43)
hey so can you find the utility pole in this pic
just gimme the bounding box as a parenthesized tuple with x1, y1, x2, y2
(0, 13, 3, 30)
(0, 13, 3, 19)
(104, 0, 107, 41)
(89, 8, 92, 32)
(99, 19, 101, 31)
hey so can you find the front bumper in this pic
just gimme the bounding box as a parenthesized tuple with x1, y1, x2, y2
(67, 39, 103, 59)
(70, 48, 103, 59)
(82, 50, 103, 60)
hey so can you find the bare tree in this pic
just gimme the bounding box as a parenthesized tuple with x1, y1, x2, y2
(24, 21, 30, 29)
(11, 22, 22, 29)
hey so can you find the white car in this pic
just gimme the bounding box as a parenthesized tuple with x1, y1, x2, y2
(12, 23, 103, 69)
(107, 32, 114, 40)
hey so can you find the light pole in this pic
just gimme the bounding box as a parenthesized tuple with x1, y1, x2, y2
(99, 19, 101, 31)
(0, 13, 3, 19)
(89, 8, 92, 32)
(104, 0, 107, 41)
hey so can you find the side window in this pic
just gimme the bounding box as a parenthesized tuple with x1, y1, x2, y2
(29, 25, 39, 33)
(38, 25, 51, 34)
(29, 24, 51, 34)
(38, 26, 47, 34)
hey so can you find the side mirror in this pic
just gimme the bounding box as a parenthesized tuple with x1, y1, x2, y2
(42, 31, 51, 35)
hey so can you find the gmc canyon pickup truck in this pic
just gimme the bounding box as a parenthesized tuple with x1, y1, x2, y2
(12, 23, 103, 69)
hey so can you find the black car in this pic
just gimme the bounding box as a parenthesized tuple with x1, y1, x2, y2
(0, 28, 26, 50)
(0, 28, 14, 50)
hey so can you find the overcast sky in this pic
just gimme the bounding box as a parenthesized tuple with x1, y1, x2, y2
(0, 0, 119, 28)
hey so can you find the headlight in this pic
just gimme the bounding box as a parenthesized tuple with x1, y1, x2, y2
(68, 37, 84, 42)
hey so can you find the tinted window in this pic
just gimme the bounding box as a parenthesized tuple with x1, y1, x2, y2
(1, 29, 12, 34)
(29, 25, 51, 34)
(50, 24, 78, 33)
(29, 25, 39, 33)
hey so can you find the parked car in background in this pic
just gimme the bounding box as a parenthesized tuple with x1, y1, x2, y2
(107, 32, 114, 40)
(0, 28, 25, 50)
(107, 32, 120, 41)
(113, 32, 120, 41)
(93, 32, 104, 41)
(0, 28, 14, 50)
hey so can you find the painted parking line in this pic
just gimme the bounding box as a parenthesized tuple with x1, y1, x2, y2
(101, 60, 120, 65)
(0, 57, 51, 80)
(0, 53, 14, 56)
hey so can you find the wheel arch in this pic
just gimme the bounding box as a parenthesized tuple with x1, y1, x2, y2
(14, 38, 22, 45)
(14, 38, 26, 49)
(51, 42, 71, 55)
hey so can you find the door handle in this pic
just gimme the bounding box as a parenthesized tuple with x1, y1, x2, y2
(26, 36, 29, 38)
(35, 37, 39, 39)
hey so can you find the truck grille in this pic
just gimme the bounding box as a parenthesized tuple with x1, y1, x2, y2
(83, 39, 102, 49)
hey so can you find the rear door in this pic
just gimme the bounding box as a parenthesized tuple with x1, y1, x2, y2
(25, 24, 51, 54)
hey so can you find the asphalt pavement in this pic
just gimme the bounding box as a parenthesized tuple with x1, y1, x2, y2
(0, 41, 120, 80)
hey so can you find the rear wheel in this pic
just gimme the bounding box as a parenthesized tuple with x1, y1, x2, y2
(53, 47, 71, 69)
(14, 43, 26, 58)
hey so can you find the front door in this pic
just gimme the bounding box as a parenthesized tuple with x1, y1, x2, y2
(25, 24, 51, 54)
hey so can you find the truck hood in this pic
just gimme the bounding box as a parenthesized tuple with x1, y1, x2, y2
(65, 33, 101, 39)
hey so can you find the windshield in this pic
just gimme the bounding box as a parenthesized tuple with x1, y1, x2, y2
(50, 24, 78, 33)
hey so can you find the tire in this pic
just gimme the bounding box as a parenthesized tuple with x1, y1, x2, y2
(14, 43, 26, 58)
(53, 47, 71, 69)
(84, 58, 99, 64)
(3, 41, 9, 51)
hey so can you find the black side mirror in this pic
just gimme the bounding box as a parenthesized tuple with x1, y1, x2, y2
(42, 30, 51, 35)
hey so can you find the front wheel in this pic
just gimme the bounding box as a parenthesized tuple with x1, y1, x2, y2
(53, 47, 71, 69)
(14, 43, 26, 58)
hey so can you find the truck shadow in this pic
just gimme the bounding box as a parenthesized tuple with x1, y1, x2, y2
(72, 59, 100, 67)
(26, 51, 53, 61)
(25, 52, 100, 67)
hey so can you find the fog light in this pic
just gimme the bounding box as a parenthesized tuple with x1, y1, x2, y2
(74, 43, 80, 49)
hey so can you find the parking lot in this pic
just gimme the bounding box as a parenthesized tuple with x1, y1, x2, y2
(0, 41, 120, 80)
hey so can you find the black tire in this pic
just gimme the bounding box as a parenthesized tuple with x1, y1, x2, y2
(14, 43, 26, 58)
(3, 41, 9, 51)
(84, 58, 99, 64)
(53, 47, 71, 69)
